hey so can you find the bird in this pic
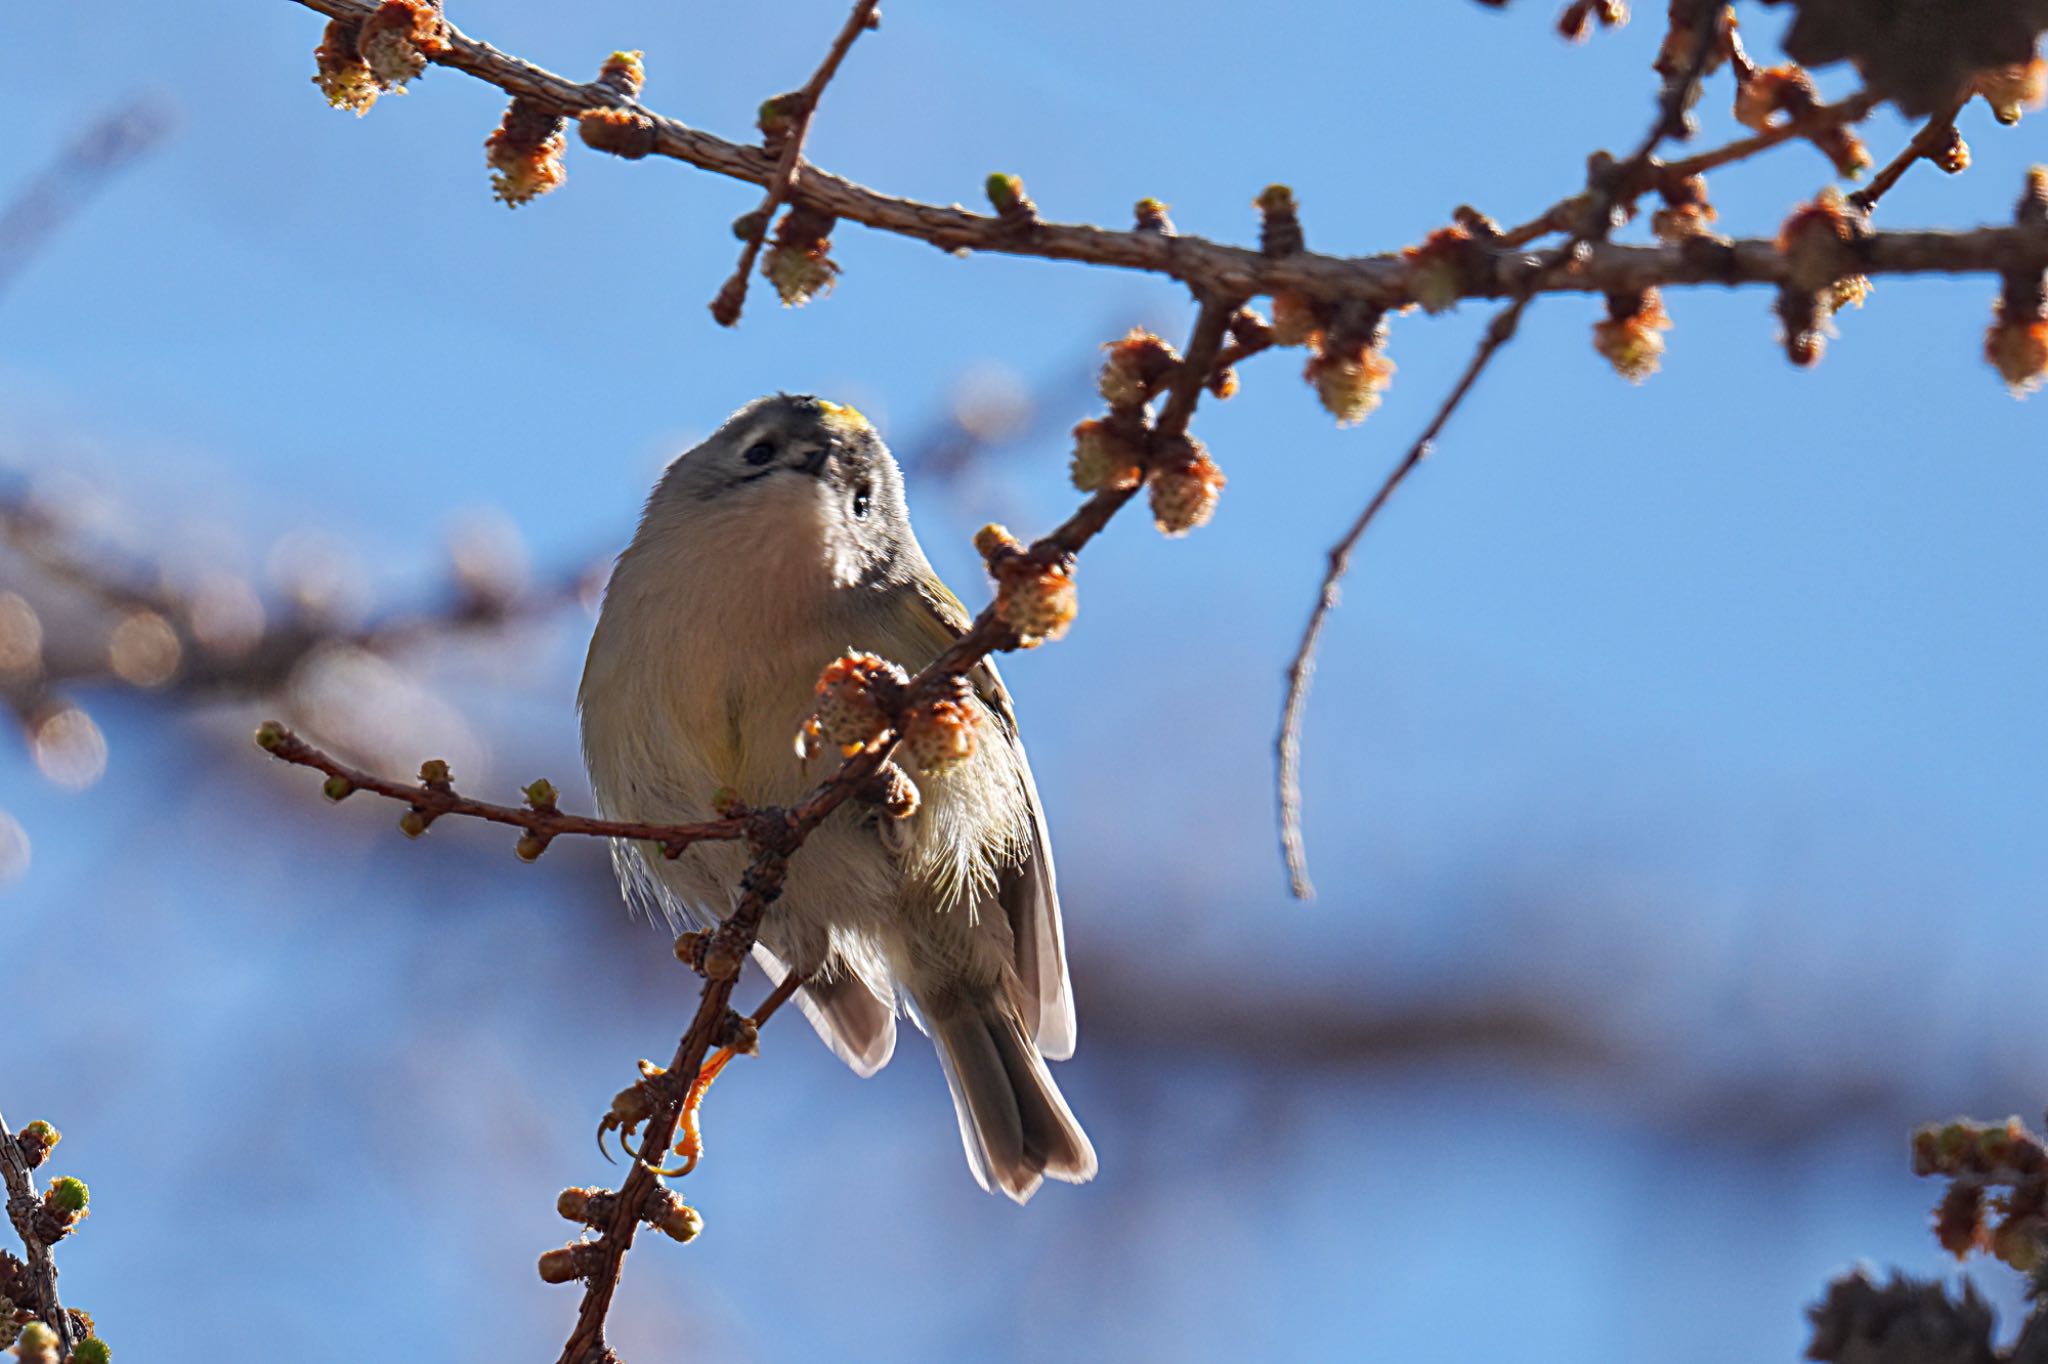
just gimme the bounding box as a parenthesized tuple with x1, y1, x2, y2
(578, 393, 1095, 1203)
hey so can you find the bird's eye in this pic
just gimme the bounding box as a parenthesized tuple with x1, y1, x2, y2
(852, 484, 872, 520)
(743, 441, 776, 466)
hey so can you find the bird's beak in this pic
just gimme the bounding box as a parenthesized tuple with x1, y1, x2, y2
(795, 444, 833, 477)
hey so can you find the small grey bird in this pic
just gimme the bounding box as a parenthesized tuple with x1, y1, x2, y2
(578, 394, 1095, 1202)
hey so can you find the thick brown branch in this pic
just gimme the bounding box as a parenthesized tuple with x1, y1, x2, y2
(709, 0, 881, 324)
(0, 1109, 74, 1356)
(281, 0, 2048, 306)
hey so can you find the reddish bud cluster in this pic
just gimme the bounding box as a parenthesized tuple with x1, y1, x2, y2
(1733, 63, 1868, 176)
(1911, 1116, 2048, 1271)
(902, 682, 979, 777)
(358, 0, 449, 90)
(1305, 300, 1396, 425)
(809, 653, 908, 753)
(1557, 0, 1628, 43)
(976, 524, 1077, 647)
(1650, 174, 1721, 243)
(1592, 289, 1673, 382)
(311, 19, 379, 115)
(580, 108, 657, 160)
(1928, 125, 1972, 176)
(1147, 434, 1226, 537)
(762, 204, 841, 307)
(1068, 416, 1146, 493)
(1734, 64, 1820, 131)
(311, 4, 446, 115)
(1775, 189, 1874, 365)
(1986, 167, 2048, 395)
(1098, 329, 1180, 409)
(1402, 226, 1484, 315)
(486, 98, 568, 207)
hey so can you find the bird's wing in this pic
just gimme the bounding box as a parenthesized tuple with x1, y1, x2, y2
(910, 578, 1077, 1059)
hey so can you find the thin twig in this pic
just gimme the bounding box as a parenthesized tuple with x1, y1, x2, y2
(1659, 91, 1881, 181)
(1490, 91, 1879, 250)
(1848, 96, 1968, 214)
(255, 724, 747, 856)
(1275, 0, 1726, 899)
(278, 0, 2047, 309)
(0, 1109, 74, 1355)
(708, 0, 881, 325)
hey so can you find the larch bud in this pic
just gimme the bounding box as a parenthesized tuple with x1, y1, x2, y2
(812, 653, 907, 751)
(902, 696, 978, 776)
(1591, 289, 1672, 383)
(1147, 436, 1225, 537)
(1068, 418, 1145, 493)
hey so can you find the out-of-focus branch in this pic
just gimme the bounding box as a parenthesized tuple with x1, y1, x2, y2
(0, 97, 173, 303)
(281, 0, 2048, 308)
(0, 486, 600, 790)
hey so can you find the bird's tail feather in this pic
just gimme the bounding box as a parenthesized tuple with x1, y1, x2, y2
(927, 997, 1096, 1204)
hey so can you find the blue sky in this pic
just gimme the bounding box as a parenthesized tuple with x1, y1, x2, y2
(5, 3, 2046, 1360)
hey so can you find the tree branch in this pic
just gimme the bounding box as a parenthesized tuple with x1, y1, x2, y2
(280, 0, 2048, 308)
(0, 1109, 74, 1356)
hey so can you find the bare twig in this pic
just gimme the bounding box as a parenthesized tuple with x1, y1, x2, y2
(1659, 91, 1881, 181)
(708, 0, 881, 325)
(1276, 0, 1727, 898)
(0, 1109, 74, 1355)
(1849, 96, 1969, 214)
(254, 723, 747, 857)
(1491, 90, 1881, 250)
(279, 0, 2048, 309)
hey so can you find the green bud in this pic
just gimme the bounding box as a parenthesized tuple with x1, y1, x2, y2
(398, 809, 430, 839)
(514, 833, 548, 862)
(984, 172, 1023, 212)
(321, 775, 355, 802)
(522, 778, 559, 809)
(417, 758, 452, 786)
(16, 1322, 57, 1351)
(1256, 184, 1297, 214)
(21, 1120, 58, 1147)
(253, 720, 287, 752)
(48, 1176, 88, 1213)
(72, 1338, 112, 1364)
